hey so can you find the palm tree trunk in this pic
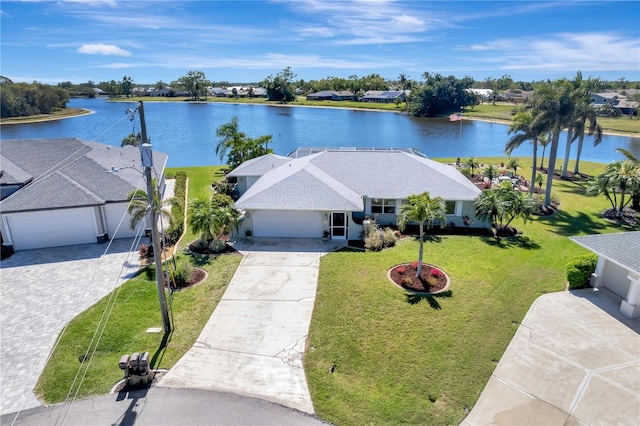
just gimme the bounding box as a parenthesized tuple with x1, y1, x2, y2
(618, 190, 626, 217)
(417, 223, 424, 278)
(530, 139, 538, 196)
(561, 125, 573, 178)
(573, 120, 586, 174)
(544, 125, 561, 208)
(541, 146, 547, 171)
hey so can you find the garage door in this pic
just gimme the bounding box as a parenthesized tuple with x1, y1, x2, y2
(105, 203, 138, 239)
(6, 208, 97, 251)
(253, 210, 323, 238)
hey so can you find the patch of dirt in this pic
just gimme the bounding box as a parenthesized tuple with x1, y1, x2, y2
(389, 263, 448, 293)
(168, 267, 207, 290)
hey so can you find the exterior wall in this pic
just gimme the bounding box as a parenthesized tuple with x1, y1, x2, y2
(602, 259, 631, 299)
(235, 176, 249, 196)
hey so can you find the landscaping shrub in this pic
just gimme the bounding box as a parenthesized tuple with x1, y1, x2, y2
(365, 234, 383, 251)
(381, 227, 398, 248)
(210, 193, 234, 209)
(566, 254, 598, 289)
(208, 239, 227, 253)
(172, 259, 193, 288)
(189, 238, 209, 253)
(139, 243, 153, 259)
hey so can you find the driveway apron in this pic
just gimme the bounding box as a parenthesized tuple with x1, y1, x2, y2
(0, 239, 141, 416)
(158, 238, 345, 414)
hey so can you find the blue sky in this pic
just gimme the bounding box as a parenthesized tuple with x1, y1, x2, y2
(1, 0, 639, 85)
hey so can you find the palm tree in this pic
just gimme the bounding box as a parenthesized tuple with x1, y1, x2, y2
(188, 198, 241, 241)
(586, 160, 640, 216)
(188, 198, 218, 241)
(507, 157, 520, 177)
(126, 189, 176, 232)
(528, 78, 577, 207)
(215, 117, 247, 163)
(121, 132, 141, 147)
(397, 192, 446, 278)
(505, 111, 548, 195)
(483, 164, 499, 181)
(538, 132, 551, 171)
(465, 156, 479, 177)
(572, 101, 603, 175)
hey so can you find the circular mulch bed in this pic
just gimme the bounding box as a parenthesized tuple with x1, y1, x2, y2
(388, 263, 450, 294)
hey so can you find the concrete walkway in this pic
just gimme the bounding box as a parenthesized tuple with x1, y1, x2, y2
(463, 288, 640, 425)
(0, 239, 141, 416)
(158, 237, 345, 414)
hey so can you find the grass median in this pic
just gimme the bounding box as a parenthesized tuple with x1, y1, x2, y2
(305, 158, 633, 425)
(34, 166, 239, 404)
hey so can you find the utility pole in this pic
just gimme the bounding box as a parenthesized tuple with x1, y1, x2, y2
(138, 101, 171, 334)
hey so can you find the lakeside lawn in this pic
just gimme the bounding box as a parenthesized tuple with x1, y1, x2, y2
(304, 158, 634, 425)
(35, 166, 241, 403)
(0, 107, 91, 124)
(34, 159, 636, 421)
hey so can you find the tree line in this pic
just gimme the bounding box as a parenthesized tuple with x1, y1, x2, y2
(3, 68, 638, 120)
(1, 77, 69, 118)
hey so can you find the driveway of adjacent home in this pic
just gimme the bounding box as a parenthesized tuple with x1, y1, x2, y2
(158, 237, 345, 414)
(463, 288, 640, 425)
(0, 238, 141, 416)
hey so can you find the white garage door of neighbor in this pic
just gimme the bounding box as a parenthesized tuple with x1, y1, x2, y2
(105, 203, 138, 239)
(253, 210, 323, 238)
(7, 208, 97, 251)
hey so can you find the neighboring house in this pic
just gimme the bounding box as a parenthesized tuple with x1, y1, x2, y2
(570, 231, 640, 318)
(590, 91, 638, 116)
(228, 148, 487, 240)
(360, 90, 407, 103)
(306, 90, 355, 101)
(591, 92, 620, 106)
(0, 138, 167, 251)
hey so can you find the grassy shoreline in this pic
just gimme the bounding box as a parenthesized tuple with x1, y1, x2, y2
(0, 107, 92, 125)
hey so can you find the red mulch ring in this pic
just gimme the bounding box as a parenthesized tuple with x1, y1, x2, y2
(166, 267, 207, 290)
(389, 263, 448, 293)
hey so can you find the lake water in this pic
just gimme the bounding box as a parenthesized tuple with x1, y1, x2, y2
(1, 98, 638, 167)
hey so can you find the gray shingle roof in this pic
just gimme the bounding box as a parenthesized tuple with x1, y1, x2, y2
(234, 149, 480, 211)
(0, 138, 167, 213)
(227, 153, 292, 177)
(570, 231, 640, 274)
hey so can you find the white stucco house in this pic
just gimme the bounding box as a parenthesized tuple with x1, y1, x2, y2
(0, 138, 167, 252)
(228, 147, 487, 240)
(570, 231, 640, 318)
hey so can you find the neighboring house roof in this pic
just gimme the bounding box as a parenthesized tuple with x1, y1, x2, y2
(227, 153, 292, 177)
(360, 90, 405, 100)
(0, 138, 167, 213)
(0, 156, 33, 185)
(234, 148, 481, 211)
(570, 231, 640, 274)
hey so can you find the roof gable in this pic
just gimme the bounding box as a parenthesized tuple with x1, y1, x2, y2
(227, 153, 292, 177)
(234, 149, 480, 211)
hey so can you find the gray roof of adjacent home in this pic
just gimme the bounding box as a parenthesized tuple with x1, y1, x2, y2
(0, 138, 167, 213)
(234, 148, 480, 211)
(227, 153, 292, 177)
(570, 231, 640, 274)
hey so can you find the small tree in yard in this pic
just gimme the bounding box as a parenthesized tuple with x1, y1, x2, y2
(397, 192, 446, 278)
(475, 183, 538, 233)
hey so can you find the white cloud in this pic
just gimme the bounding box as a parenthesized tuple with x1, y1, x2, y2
(77, 43, 131, 56)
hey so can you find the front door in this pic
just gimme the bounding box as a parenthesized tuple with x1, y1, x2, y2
(330, 212, 348, 240)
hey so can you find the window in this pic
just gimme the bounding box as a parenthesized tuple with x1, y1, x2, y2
(371, 199, 396, 214)
(445, 200, 457, 215)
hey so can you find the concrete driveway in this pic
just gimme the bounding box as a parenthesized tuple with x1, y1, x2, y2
(463, 288, 640, 425)
(158, 237, 345, 414)
(0, 239, 141, 416)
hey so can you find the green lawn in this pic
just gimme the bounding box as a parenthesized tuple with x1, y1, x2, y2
(305, 158, 634, 425)
(35, 165, 240, 403)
